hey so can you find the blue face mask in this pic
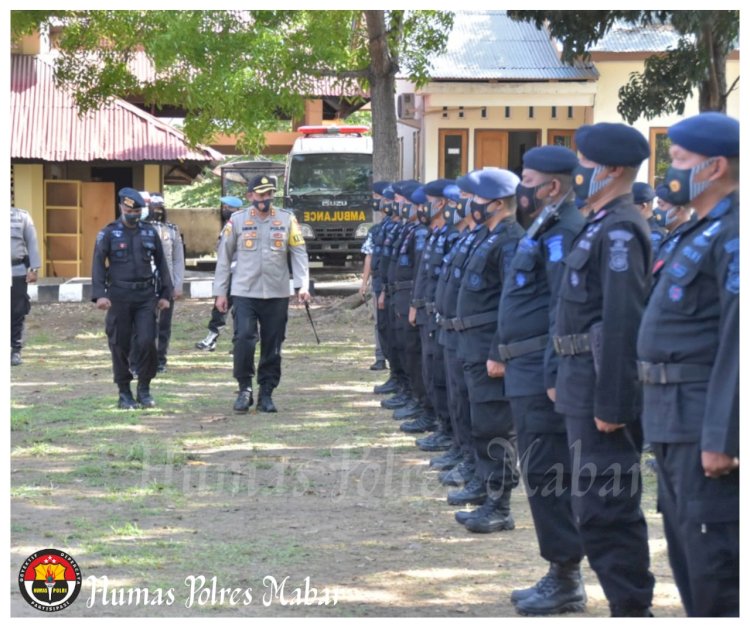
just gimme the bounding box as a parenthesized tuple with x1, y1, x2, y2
(253, 199, 272, 212)
(662, 159, 715, 206)
(572, 165, 612, 201)
(121, 212, 139, 226)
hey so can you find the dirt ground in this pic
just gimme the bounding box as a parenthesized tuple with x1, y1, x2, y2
(9, 299, 684, 618)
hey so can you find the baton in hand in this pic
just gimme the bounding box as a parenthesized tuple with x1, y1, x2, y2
(304, 301, 321, 345)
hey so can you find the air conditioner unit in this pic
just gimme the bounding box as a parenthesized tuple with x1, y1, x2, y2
(397, 93, 417, 120)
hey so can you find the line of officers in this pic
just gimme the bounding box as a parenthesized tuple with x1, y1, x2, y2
(362, 113, 738, 617)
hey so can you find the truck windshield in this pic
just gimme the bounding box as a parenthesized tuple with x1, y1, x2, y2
(287, 153, 372, 196)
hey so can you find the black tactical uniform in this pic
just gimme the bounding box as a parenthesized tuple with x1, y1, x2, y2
(92, 189, 173, 408)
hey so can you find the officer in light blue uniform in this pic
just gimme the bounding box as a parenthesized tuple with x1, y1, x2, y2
(637, 113, 739, 617)
(553, 123, 655, 616)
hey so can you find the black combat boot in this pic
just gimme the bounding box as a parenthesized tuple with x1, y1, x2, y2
(463, 490, 515, 533)
(369, 359, 387, 371)
(447, 476, 487, 506)
(428, 445, 463, 469)
(439, 460, 475, 486)
(373, 376, 399, 394)
(117, 384, 139, 410)
(381, 392, 411, 409)
(416, 431, 453, 452)
(393, 399, 422, 420)
(233, 388, 253, 413)
(400, 414, 437, 434)
(136, 382, 156, 408)
(258, 389, 277, 413)
(514, 562, 587, 616)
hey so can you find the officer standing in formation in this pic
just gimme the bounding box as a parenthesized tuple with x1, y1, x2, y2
(92, 188, 173, 409)
(10, 205, 41, 367)
(633, 181, 666, 252)
(638, 112, 739, 617)
(141, 193, 185, 373)
(553, 123, 655, 616)
(213, 175, 310, 414)
(498, 146, 586, 615)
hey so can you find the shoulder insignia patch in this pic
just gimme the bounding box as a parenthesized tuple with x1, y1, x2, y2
(607, 229, 634, 272)
(724, 237, 739, 294)
(545, 235, 564, 262)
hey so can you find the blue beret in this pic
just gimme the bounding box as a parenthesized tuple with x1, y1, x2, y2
(443, 184, 462, 203)
(455, 173, 475, 193)
(372, 180, 392, 195)
(632, 182, 655, 204)
(668, 112, 739, 158)
(575, 123, 650, 167)
(382, 185, 395, 200)
(654, 184, 670, 202)
(248, 174, 277, 193)
(423, 178, 454, 198)
(392, 179, 421, 199)
(118, 187, 146, 209)
(523, 145, 578, 174)
(465, 168, 520, 199)
(408, 186, 427, 205)
(220, 196, 243, 208)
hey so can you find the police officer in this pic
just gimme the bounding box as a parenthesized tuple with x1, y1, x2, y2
(359, 182, 390, 371)
(196, 196, 243, 352)
(449, 168, 524, 534)
(142, 193, 185, 373)
(213, 175, 310, 413)
(10, 205, 41, 366)
(650, 184, 695, 283)
(637, 113, 739, 617)
(92, 188, 173, 409)
(633, 181, 666, 252)
(496, 146, 586, 615)
(553, 123, 655, 616)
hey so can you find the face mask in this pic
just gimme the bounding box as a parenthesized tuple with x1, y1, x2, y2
(471, 199, 492, 224)
(515, 182, 553, 217)
(399, 202, 412, 220)
(253, 199, 272, 212)
(140, 207, 150, 221)
(664, 206, 689, 227)
(417, 204, 431, 225)
(443, 205, 455, 224)
(151, 208, 165, 222)
(381, 201, 392, 217)
(221, 207, 235, 221)
(572, 164, 612, 201)
(369, 199, 381, 213)
(663, 159, 715, 206)
(122, 212, 139, 226)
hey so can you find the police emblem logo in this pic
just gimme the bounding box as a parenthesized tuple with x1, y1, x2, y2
(570, 271, 580, 287)
(122, 197, 136, 208)
(274, 240, 283, 248)
(669, 285, 683, 302)
(469, 272, 481, 288)
(546, 235, 564, 262)
(261, 177, 268, 184)
(453, 267, 461, 279)
(669, 179, 681, 193)
(18, 549, 82, 612)
(272, 232, 284, 239)
(575, 173, 584, 185)
(607, 230, 634, 272)
(273, 220, 282, 226)
(245, 239, 255, 249)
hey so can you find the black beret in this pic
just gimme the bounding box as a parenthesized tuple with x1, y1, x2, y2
(118, 187, 146, 209)
(632, 182, 655, 205)
(668, 112, 739, 158)
(575, 123, 650, 167)
(423, 178, 455, 198)
(523, 145, 578, 174)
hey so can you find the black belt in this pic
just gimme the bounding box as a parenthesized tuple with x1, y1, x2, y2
(435, 312, 454, 331)
(425, 301, 436, 315)
(393, 280, 413, 291)
(451, 311, 497, 332)
(497, 334, 549, 362)
(412, 298, 426, 308)
(111, 278, 155, 290)
(553, 334, 591, 356)
(637, 361, 713, 385)
(12, 258, 26, 265)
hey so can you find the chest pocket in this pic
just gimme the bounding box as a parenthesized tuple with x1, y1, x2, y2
(141, 235, 156, 262)
(463, 248, 490, 292)
(509, 250, 539, 294)
(661, 261, 700, 315)
(111, 238, 130, 262)
(560, 245, 591, 303)
(240, 232, 259, 252)
(269, 230, 288, 253)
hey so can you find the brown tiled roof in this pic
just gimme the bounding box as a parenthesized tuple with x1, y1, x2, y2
(10, 53, 223, 163)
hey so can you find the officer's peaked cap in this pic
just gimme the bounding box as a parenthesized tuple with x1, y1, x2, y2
(632, 182, 655, 205)
(372, 180, 392, 195)
(118, 187, 146, 209)
(220, 196, 244, 209)
(575, 123, 650, 167)
(248, 174, 277, 193)
(668, 112, 739, 158)
(149, 193, 165, 207)
(523, 145, 578, 174)
(423, 179, 455, 198)
(465, 168, 520, 199)
(392, 179, 421, 199)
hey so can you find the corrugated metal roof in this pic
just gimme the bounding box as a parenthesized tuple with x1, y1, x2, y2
(589, 21, 683, 53)
(427, 11, 598, 81)
(10, 54, 222, 163)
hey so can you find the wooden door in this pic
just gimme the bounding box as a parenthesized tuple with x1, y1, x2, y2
(82, 182, 115, 278)
(474, 130, 508, 170)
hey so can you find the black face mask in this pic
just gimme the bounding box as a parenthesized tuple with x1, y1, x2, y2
(253, 199, 272, 212)
(121, 212, 140, 226)
(381, 201, 393, 217)
(399, 203, 412, 220)
(417, 204, 431, 225)
(369, 199, 381, 213)
(471, 200, 493, 224)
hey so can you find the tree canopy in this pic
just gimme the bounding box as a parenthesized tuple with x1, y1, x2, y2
(11, 10, 453, 180)
(508, 10, 739, 123)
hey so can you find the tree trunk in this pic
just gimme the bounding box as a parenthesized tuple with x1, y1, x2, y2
(365, 10, 400, 182)
(698, 21, 728, 112)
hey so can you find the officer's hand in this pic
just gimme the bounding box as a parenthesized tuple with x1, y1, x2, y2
(594, 417, 625, 433)
(298, 290, 311, 304)
(174, 288, 183, 300)
(702, 451, 740, 478)
(547, 387, 556, 402)
(377, 292, 385, 310)
(157, 298, 170, 311)
(215, 296, 228, 313)
(408, 306, 417, 327)
(26, 269, 38, 284)
(486, 359, 505, 378)
(358, 284, 367, 300)
(95, 297, 111, 310)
